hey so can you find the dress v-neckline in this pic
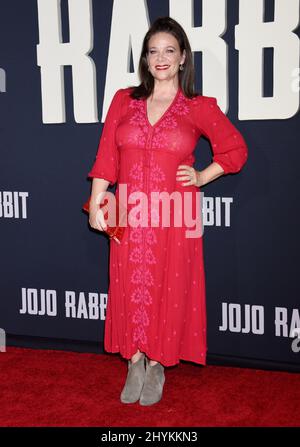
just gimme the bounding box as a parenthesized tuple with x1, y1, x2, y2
(144, 86, 181, 128)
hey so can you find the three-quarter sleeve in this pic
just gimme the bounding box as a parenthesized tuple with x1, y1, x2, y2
(193, 96, 248, 175)
(87, 88, 124, 185)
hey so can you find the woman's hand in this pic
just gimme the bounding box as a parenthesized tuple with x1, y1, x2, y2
(88, 179, 110, 231)
(89, 206, 107, 232)
(176, 165, 202, 187)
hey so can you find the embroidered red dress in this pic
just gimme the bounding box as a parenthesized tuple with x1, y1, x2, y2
(87, 85, 248, 367)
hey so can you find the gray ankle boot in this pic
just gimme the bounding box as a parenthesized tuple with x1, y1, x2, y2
(139, 358, 165, 406)
(120, 353, 146, 403)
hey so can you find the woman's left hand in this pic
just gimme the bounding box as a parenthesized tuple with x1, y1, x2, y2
(176, 165, 202, 187)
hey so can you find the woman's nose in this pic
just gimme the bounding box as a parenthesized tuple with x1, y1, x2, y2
(157, 53, 167, 62)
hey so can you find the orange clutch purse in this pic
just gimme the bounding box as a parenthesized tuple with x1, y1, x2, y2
(82, 195, 126, 244)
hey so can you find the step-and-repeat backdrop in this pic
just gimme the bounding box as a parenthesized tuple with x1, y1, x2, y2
(0, 0, 299, 371)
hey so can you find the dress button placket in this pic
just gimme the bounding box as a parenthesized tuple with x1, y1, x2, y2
(144, 128, 153, 169)
(140, 127, 153, 348)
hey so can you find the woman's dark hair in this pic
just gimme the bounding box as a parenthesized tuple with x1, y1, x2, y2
(129, 16, 200, 100)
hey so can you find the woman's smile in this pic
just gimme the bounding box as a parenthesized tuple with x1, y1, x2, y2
(155, 65, 170, 70)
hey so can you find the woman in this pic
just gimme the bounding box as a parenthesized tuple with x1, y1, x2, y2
(87, 16, 248, 406)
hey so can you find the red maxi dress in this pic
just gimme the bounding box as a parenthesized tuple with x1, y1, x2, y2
(88, 85, 248, 367)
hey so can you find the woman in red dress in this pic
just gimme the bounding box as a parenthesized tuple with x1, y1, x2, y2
(87, 17, 248, 406)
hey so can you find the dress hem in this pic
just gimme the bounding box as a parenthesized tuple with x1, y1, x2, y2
(104, 347, 207, 368)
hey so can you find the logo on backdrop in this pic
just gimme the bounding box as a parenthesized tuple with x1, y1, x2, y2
(219, 302, 300, 342)
(35, 0, 300, 123)
(19, 288, 108, 320)
(0, 68, 6, 93)
(0, 191, 29, 218)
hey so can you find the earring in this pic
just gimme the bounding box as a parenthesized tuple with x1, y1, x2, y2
(179, 64, 184, 71)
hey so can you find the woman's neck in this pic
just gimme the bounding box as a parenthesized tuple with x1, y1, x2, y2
(152, 79, 179, 98)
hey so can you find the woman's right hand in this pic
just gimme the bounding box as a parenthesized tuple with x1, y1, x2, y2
(88, 181, 110, 231)
(89, 207, 107, 232)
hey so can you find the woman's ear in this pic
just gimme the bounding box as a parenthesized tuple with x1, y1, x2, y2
(181, 49, 186, 65)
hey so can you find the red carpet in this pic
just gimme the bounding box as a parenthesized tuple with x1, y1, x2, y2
(0, 347, 299, 427)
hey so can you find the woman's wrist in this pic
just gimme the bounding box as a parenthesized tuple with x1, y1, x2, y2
(196, 170, 204, 187)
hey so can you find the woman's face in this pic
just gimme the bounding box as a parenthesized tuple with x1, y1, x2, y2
(146, 32, 186, 83)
